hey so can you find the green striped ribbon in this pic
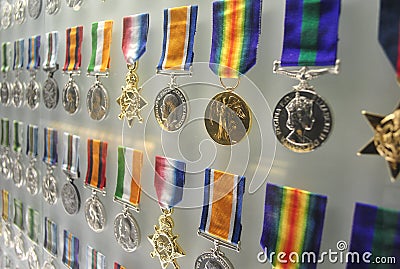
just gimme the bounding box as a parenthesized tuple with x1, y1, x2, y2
(1, 118, 10, 147)
(13, 198, 24, 230)
(27, 207, 39, 244)
(13, 120, 22, 153)
(1, 42, 11, 73)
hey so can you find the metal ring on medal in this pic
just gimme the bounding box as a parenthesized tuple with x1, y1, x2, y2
(26, 79, 40, 110)
(62, 80, 80, 115)
(43, 77, 59, 110)
(26, 165, 39, 195)
(14, 0, 26, 24)
(42, 260, 56, 269)
(14, 233, 26, 260)
(65, 0, 82, 11)
(45, 0, 59, 15)
(87, 83, 109, 121)
(154, 86, 188, 132)
(1, 154, 11, 179)
(1, 1, 12, 29)
(204, 91, 252, 146)
(12, 161, 24, 188)
(85, 196, 106, 232)
(195, 252, 233, 269)
(1, 81, 12, 106)
(42, 173, 57, 205)
(27, 0, 41, 19)
(27, 248, 39, 269)
(61, 181, 80, 215)
(273, 89, 333, 153)
(114, 212, 140, 252)
(12, 79, 24, 108)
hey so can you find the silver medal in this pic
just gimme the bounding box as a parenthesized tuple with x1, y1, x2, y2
(28, 0, 41, 19)
(3, 223, 13, 248)
(26, 78, 40, 110)
(85, 194, 106, 232)
(42, 75, 59, 110)
(87, 80, 109, 121)
(0, 81, 12, 106)
(1, 152, 11, 180)
(62, 78, 80, 115)
(195, 251, 234, 269)
(1, 1, 12, 29)
(12, 78, 25, 108)
(26, 161, 39, 195)
(42, 170, 57, 205)
(61, 181, 80, 215)
(114, 211, 140, 252)
(65, 0, 82, 11)
(13, 0, 26, 24)
(14, 233, 26, 260)
(12, 158, 24, 188)
(45, 0, 59, 15)
(42, 260, 56, 269)
(27, 247, 39, 269)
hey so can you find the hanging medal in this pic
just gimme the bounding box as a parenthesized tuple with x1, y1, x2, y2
(12, 39, 25, 107)
(12, 120, 24, 188)
(1, 118, 12, 180)
(13, 0, 26, 24)
(62, 230, 80, 269)
(26, 35, 41, 110)
(148, 155, 186, 269)
(113, 146, 143, 252)
(195, 169, 245, 269)
(13, 198, 26, 260)
(45, 0, 60, 15)
(43, 31, 59, 110)
(65, 0, 82, 11)
(117, 13, 149, 128)
(62, 25, 83, 115)
(86, 20, 113, 121)
(1, 0, 12, 29)
(43, 217, 58, 269)
(26, 124, 40, 195)
(272, 0, 341, 153)
(2, 190, 13, 248)
(1, 42, 12, 106)
(26, 207, 40, 269)
(86, 245, 106, 269)
(42, 127, 58, 205)
(27, 0, 42, 19)
(84, 138, 108, 232)
(61, 132, 81, 215)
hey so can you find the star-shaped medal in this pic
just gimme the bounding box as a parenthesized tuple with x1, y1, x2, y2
(116, 85, 147, 128)
(358, 104, 400, 181)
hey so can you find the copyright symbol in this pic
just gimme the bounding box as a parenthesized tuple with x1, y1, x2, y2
(337, 240, 348, 251)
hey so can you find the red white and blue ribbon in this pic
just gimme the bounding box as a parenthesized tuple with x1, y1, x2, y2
(26, 124, 38, 158)
(122, 13, 149, 64)
(62, 132, 80, 179)
(42, 127, 58, 166)
(87, 245, 106, 269)
(44, 217, 58, 257)
(27, 35, 41, 71)
(62, 230, 79, 269)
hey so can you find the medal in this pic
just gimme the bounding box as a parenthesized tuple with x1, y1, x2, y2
(1, 119, 12, 180)
(117, 14, 149, 127)
(153, 6, 198, 132)
(84, 139, 108, 232)
(14, 0, 26, 24)
(2, 190, 13, 248)
(86, 245, 105, 269)
(1, 42, 12, 107)
(12, 120, 24, 188)
(26, 124, 40, 195)
(42, 127, 58, 205)
(45, 0, 59, 15)
(42, 31, 59, 110)
(148, 156, 186, 269)
(62, 230, 80, 269)
(62, 25, 83, 115)
(26, 35, 41, 110)
(28, 0, 42, 19)
(43, 217, 58, 268)
(13, 199, 26, 260)
(27, 247, 40, 269)
(113, 146, 143, 252)
(196, 169, 245, 269)
(1, 1, 12, 29)
(272, 0, 341, 152)
(66, 0, 82, 11)
(86, 20, 113, 121)
(12, 39, 25, 108)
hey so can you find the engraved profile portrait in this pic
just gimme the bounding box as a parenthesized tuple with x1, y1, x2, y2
(88, 201, 103, 230)
(88, 87, 106, 121)
(204, 260, 222, 269)
(64, 86, 78, 114)
(117, 217, 134, 248)
(160, 93, 181, 131)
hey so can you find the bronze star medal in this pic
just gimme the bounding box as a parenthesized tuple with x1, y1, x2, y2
(358, 104, 400, 181)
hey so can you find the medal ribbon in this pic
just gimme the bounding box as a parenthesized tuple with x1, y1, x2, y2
(27, 35, 41, 71)
(13, 120, 22, 153)
(26, 124, 39, 158)
(210, 0, 262, 78)
(43, 127, 58, 166)
(27, 207, 39, 244)
(1, 42, 11, 73)
(62, 230, 79, 269)
(63, 25, 83, 72)
(156, 5, 198, 72)
(2, 189, 9, 221)
(154, 155, 185, 209)
(1, 118, 10, 148)
(85, 139, 108, 191)
(122, 13, 149, 64)
(44, 217, 58, 256)
(13, 198, 24, 230)
(280, 0, 341, 67)
(13, 39, 24, 70)
(43, 31, 59, 70)
(114, 263, 126, 269)
(87, 20, 113, 74)
(62, 132, 80, 179)
(87, 245, 106, 269)
(115, 146, 143, 208)
(199, 168, 245, 246)
(260, 183, 327, 269)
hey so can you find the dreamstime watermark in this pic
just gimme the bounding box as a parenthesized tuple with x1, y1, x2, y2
(257, 240, 397, 265)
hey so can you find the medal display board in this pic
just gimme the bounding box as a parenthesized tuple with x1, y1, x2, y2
(0, 1, 399, 269)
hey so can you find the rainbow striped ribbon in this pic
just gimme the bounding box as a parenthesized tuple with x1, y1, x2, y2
(114, 262, 126, 269)
(26, 124, 38, 158)
(280, 0, 341, 67)
(154, 155, 186, 209)
(27, 35, 41, 70)
(260, 183, 327, 269)
(13, 39, 24, 70)
(199, 168, 245, 247)
(62, 230, 79, 269)
(85, 139, 108, 191)
(62, 132, 80, 179)
(1, 118, 10, 147)
(27, 207, 39, 244)
(1, 42, 11, 73)
(122, 13, 149, 64)
(210, 0, 262, 78)
(115, 146, 143, 208)
(13, 120, 22, 153)
(87, 245, 106, 269)
(87, 20, 113, 74)
(347, 203, 400, 269)
(42, 127, 58, 166)
(2, 189, 9, 221)
(156, 5, 198, 72)
(43, 31, 59, 70)
(63, 25, 83, 72)
(44, 217, 58, 256)
(13, 198, 24, 230)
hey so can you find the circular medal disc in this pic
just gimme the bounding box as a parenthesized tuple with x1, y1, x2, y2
(27, 0, 41, 19)
(27, 248, 39, 269)
(3, 223, 13, 248)
(12, 160, 24, 188)
(65, 0, 82, 11)
(14, 233, 26, 260)
(62, 80, 80, 115)
(43, 76, 59, 110)
(273, 89, 333, 153)
(45, 0, 59, 15)
(195, 251, 234, 269)
(42, 173, 57, 205)
(61, 181, 81, 215)
(26, 79, 40, 110)
(87, 82, 109, 121)
(154, 86, 188, 132)
(1, 1, 12, 29)
(42, 260, 56, 269)
(1, 81, 12, 106)
(26, 164, 39, 195)
(12, 79, 25, 107)
(1, 154, 11, 180)
(204, 91, 252, 145)
(114, 212, 140, 252)
(84, 196, 106, 232)
(13, 0, 26, 24)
